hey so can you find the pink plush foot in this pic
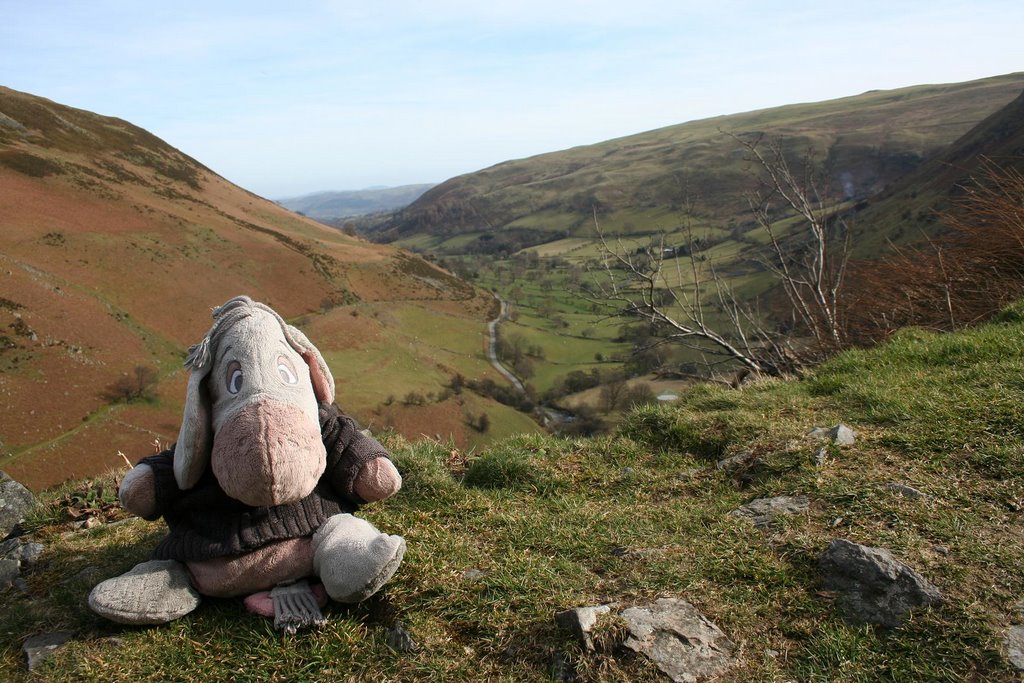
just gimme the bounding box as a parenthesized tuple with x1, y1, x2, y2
(243, 583, 328, 618)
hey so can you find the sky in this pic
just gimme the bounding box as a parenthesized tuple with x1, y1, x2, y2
(2, 1, 1022, 198)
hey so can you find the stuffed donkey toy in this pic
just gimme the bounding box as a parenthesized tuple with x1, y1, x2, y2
(89, 296, 405, 631)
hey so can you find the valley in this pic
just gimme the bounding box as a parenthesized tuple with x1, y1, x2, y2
(3, 72, 1024, 491)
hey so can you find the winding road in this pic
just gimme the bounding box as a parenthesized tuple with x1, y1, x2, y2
(486, 294, 526, 393)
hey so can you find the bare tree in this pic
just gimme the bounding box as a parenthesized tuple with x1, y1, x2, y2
(735, 134, 852, 353)
(584, 214, 790, 376)
(584, 134, 852, 378)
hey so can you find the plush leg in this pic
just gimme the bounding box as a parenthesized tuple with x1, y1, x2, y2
(187, 537, 314, 598)
(88, 560, 201, 625)
(312, 514, 405, 603)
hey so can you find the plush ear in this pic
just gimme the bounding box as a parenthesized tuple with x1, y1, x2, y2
(173, 363, 214, 490)
(286, 325, 335, 403)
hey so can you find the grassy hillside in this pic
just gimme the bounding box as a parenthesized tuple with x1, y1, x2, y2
(847, 87, 1024, 256)
(0, 87, 535, 491)
(4, 303, 1023, 681)
(374, 73, 1024, 252)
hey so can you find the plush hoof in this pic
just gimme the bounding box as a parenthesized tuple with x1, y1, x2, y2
(243, 583, 329, 618)
(88, 559, 201, 625)
(312, 514, 406, 603)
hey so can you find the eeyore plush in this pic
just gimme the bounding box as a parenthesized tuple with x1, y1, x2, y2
(89, 296, 405, 631)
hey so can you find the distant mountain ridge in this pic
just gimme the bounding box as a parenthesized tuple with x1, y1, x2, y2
(369, 72, 1024, 253)
(277, 184, 435, 220)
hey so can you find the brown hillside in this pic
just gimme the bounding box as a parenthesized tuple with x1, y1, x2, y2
(0, 87, 508, 490)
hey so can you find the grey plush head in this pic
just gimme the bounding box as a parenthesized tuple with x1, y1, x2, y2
(175, 295, 336, 506)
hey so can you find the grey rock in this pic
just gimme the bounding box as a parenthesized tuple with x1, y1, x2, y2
(0, 537, 19, 558)
(808, 424, 857, 446)
(621, 598, 736, 683)
(67, 565, 103, 585)
(0, 470, 37, 539)
(814, 447, 829, 466)
(932, 545, 950, 556)
(385, 622, 418, 653)
(730, 495, 810, 528)
(0, 557, 20, 588)
(2, 539, 44, 566)
(19, 541, 44, 565)
(556, 604, 613, 651)
(550, 651, 577, 682)
(716, 452, 755, 471)
(819, 539, 942, 627)
(1007, 625, 1024, 671)
(23, 631, 74, 671)
(887, 483, 925, 499)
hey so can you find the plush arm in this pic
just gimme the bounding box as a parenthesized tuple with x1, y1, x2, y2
(118, 447, 183, 520)
(353, 457, 402, 502)
(320, 404, 401, 504)
(118, 463, 158, 518)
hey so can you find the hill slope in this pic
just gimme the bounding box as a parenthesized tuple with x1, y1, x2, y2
(3, 303, 1022, 680)
(373, 73, 1024, 252)
(847, 86, 1024, 252)
(0, 87, 524, 490)
(276, 184, 435, 221)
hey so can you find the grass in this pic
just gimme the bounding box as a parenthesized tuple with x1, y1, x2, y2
(3, 306, 1023, 680)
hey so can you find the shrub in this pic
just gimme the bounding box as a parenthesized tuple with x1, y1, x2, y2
(463, 448, 537, 490)
(101, 366, 159, 404)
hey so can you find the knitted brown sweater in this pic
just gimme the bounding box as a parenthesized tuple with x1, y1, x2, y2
(140, 403, 390, 562)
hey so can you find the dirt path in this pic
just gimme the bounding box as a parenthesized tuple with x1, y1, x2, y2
(486, 294, 526, 394)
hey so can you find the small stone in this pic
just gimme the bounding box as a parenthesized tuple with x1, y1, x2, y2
(1, 557, 20, 587)
(1006, 625, 1024, 671)
(68, 565, 103, 585)
(819, 539, 942, 628)
(730, 495, 810, 528)
(550, 651, 577, 682)
(385, 622, 417, 653)
(0, 470, 37, 539)
(461, 568, 487, 581)
(14, 542, 44, 566)
(808, 424, 857, 446)
(887, 483, 925, 499)
(0, 537, 19, 559)
(716, 452, 754, 471)
(932, 545, 950, 556)
(766, 649, 780, 658)
(23, 631, 74, 671)
(621, 598, 736, 682)
(556, 604, 613, 651)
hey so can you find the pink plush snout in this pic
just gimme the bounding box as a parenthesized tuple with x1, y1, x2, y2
(211, 399, 326, 507)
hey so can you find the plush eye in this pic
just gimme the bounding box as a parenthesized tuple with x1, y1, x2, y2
(226, 361, 243, 395)
(277, 356, 298, 385)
